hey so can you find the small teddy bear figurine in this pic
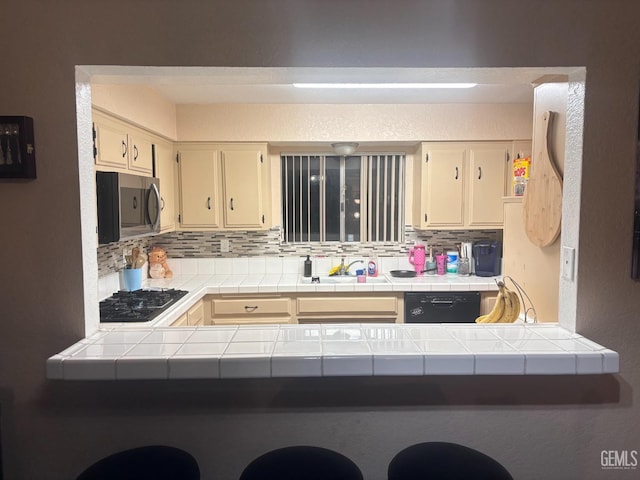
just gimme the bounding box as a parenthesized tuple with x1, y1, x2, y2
(148, 245, 173, 279)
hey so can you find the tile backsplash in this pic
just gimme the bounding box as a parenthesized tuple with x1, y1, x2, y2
(97, 226, 500, 277)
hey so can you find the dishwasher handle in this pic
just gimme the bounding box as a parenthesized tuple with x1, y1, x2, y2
(428, 298, 455, 306)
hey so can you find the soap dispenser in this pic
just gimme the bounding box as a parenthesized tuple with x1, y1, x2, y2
(303, 255, 313, 277)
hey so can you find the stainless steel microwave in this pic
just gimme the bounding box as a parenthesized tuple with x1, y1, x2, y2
(96, 172, 160, 245)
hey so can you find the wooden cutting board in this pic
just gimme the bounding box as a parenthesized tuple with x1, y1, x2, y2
(522, 111, 563, 247)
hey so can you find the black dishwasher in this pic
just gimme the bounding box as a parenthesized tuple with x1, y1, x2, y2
(404, 292, 481, 323)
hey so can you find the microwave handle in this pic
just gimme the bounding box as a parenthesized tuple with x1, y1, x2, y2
(148, 183, 161, 231)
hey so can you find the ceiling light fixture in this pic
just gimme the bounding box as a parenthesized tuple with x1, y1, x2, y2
(331, 142, 359, 155)
(293, 83, 477, 89)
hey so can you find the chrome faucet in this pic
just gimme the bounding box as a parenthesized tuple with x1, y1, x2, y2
(338, 258, 347, 275)
(339, 259, 364, 275)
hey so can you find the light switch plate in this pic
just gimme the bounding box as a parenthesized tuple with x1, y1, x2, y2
(562, 246, 575, 281)
(220, 239, 230, 253)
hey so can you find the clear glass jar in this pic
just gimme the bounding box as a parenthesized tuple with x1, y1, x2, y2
(457, 257, 470, 276)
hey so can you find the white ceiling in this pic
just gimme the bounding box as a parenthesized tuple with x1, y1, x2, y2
(87, 66, 577, 105)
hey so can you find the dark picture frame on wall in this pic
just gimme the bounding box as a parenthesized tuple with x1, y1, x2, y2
(0, 116, 36, 179)
(632, 97, 640, 279)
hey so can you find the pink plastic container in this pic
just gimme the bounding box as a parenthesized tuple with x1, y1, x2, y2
(408, 244, 426, 274)
(436, 254, 447, 275)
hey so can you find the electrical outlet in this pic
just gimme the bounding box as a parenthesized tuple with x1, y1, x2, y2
(562, 246, 575, 281)
(220, 239, 230, 253)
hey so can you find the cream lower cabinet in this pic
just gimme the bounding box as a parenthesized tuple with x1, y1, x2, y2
(209, 295, 292, 325)
(171, 299, 205, 326)
(200, 293, 403, 325)
(176, 143, 269, 231)
(413, 142, 510, 229)
(296, 294, 401, 324)
(480, 292, 499, 316)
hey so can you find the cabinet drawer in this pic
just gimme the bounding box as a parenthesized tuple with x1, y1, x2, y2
(298, 317, 394, 324)
(212, 297, 291, 316)
(297, 296, 398, 315)
(212, 317, 291, 326)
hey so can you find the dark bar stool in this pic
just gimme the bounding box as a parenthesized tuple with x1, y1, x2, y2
(76, 445, 200, 480)
(239, 445, 363, 480)
(388, 441, 513, 480)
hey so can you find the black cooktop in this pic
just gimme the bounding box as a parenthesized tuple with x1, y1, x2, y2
(99, 288, 188, 323)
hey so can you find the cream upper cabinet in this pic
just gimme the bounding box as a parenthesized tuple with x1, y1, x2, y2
(127, 132, 154, 174)
(419, 144, 466, 228)
(92, 110, 153, 176)
(93, 111, 129, 169)
(413, 142, 510, 230)
(176, 143, 270, 231)
(467, 143, 509, 226)
(221, 148, 266, 228)
(177, 148, 221, 228)
(154, 141, 176, 233)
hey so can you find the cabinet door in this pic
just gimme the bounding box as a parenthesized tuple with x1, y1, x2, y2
(187, 300, 205, 326)
(171, 312, 188, 327)
(178, 150, 220, 228)
(467, 144, 509, 226)
(128, 133, 154, 174)
(155, 142, 176, 233)
(93, 117, 128, 169)
(424, 146, 466, 227)
(221, 149, 265, 228)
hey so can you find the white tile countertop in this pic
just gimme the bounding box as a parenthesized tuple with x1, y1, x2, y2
(47, 323, 619, 380)
(98, 272, 504, 328)
(47, 266, 619, 380)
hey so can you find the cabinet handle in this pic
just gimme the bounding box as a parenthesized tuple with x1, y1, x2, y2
(244, 305, 258, 312)
(133, 196, 138, 209)
(121, 140, 127, 158)
(478, 166, 482, 180)
(133, 145, 139, 161)
(161, 197, 165, 211)
(455, 166, 459, 180)
(207, 197, 211, 210)
(424, 213, 428, 222)
(230, 198, 234, 211)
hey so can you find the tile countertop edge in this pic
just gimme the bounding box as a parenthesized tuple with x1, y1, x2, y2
(47, 323, 620, 381)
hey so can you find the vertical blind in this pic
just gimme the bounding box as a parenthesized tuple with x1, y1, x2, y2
(282, 153, 405, 243)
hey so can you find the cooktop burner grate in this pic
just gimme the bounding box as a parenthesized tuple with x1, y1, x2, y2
(99, 288, 188, 323)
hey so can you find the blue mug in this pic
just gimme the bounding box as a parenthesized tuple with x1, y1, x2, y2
(123, 268, 143, 291)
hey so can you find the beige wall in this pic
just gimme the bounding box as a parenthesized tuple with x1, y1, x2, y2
(91, 84, 178, 140)
(1, 1, 640, 479)
(502, 82, 569, 322)
(176, 103, 533, 142)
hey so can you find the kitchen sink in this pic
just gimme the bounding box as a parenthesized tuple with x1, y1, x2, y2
(299, 275, 389, 284)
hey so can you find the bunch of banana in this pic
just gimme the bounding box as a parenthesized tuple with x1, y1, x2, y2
(328, 265, 342, 276)
(475, 281, 521, 324)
